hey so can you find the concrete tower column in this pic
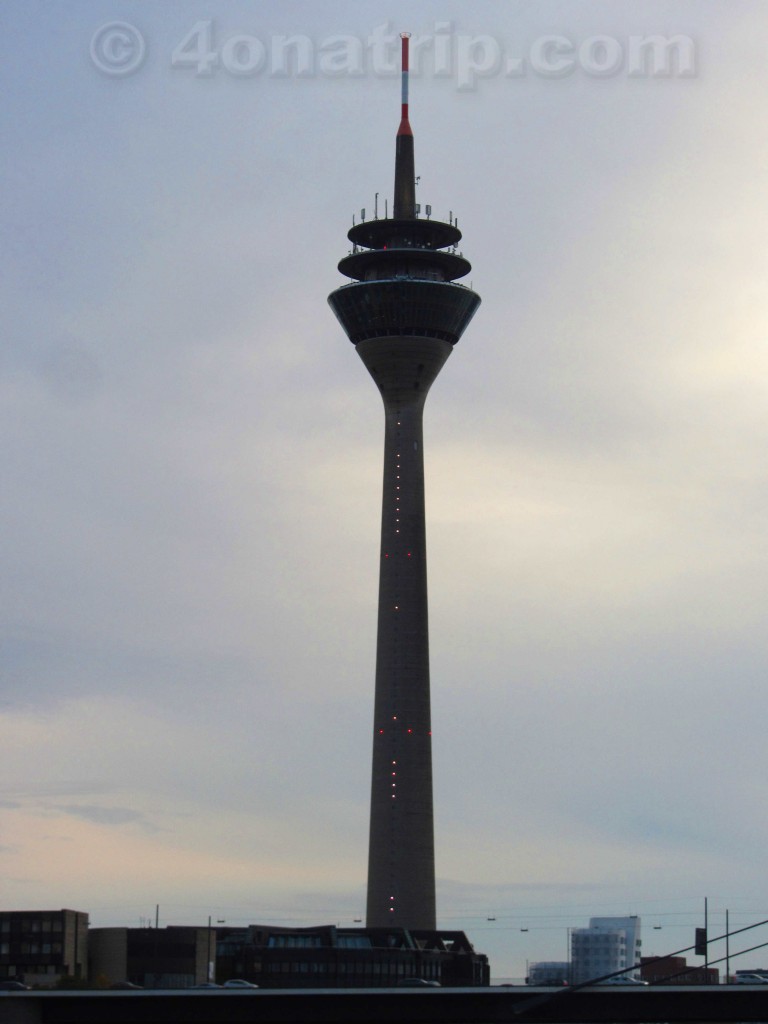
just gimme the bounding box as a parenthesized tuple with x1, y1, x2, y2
(357, 335, 453, 929)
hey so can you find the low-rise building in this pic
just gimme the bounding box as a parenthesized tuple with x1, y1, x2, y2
(89, 926, 212, 989)
(0, 909, 88, 986)
(641, 955, 718, 985)
(217, 924, 489, 987)
(527, 961, 570, 986)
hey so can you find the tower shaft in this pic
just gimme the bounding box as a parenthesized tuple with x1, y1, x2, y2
(358, 336, 452, 929)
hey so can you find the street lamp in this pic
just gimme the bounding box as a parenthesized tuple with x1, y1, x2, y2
(206, 917, 225, 982)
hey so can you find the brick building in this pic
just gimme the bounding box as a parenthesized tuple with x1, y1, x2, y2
(641, 955, 719, 985)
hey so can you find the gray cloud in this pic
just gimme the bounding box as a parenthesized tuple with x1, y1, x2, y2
(59, 805, 155, 829)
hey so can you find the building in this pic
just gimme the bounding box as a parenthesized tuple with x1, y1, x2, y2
(641, 955, 718, 985)
(216, 923, 489, 988)
(0, 909, 88, 986)
(527, 961, 570, 986)
(570, 916, 642, 984)
(328, 33, 480, 931)
(88, 926, 213, 989)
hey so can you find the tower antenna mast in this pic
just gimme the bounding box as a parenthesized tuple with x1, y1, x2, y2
(394, 32, 415, 220)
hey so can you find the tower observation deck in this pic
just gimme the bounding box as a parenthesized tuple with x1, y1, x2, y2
(328, 34, 480, 931)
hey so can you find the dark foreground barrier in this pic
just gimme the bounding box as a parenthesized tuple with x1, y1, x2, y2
(2, 984, 768, 1024)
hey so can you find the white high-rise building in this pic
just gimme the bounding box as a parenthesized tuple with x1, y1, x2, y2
(570, 916, 642, 984)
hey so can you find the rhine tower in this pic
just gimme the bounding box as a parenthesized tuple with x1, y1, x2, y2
(328, 34, 481, 930)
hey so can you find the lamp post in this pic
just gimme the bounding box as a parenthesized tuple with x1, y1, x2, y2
(567, 928, 572, 984)
(206, 917, 225, 982)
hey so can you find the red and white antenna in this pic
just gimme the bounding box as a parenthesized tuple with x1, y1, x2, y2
(393, 31, 415, 217)
(398, 32, 412, 138)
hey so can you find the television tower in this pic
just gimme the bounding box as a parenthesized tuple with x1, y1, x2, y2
(328, 33, 480, 930)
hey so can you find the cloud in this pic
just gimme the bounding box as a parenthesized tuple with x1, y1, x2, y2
(57, 805, 156, 829)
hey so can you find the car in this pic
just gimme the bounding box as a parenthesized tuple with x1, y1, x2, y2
(396, 977, 441, 987)
(734, 974, 768, 984)
(109, 981, 143, 989)
(222, 979, 259, 989)
(191, 982, 222, 989)
(0, 981, 30, 991)
(599, 977, 648, 985)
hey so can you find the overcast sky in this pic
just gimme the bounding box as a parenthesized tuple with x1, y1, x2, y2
(3, 0, 768, 980)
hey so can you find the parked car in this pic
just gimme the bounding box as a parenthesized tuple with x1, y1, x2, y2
(599, 977, 649, 985)
(222, 979, 259, 989)
(396, 978, 441, 987)
(0, 981, 30, 991)
(191, 982, 222, 989)
(734, 974, 768, 984)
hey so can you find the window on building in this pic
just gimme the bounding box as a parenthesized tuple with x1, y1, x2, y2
(268, 934, 324, 949)
(338, 935, 373, 949)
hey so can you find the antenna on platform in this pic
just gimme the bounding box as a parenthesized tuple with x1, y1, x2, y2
(399, 32, 411, 135)
(393, 32, 415, 219)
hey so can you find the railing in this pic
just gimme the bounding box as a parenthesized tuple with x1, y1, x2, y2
(5, 985, 768, 1024)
